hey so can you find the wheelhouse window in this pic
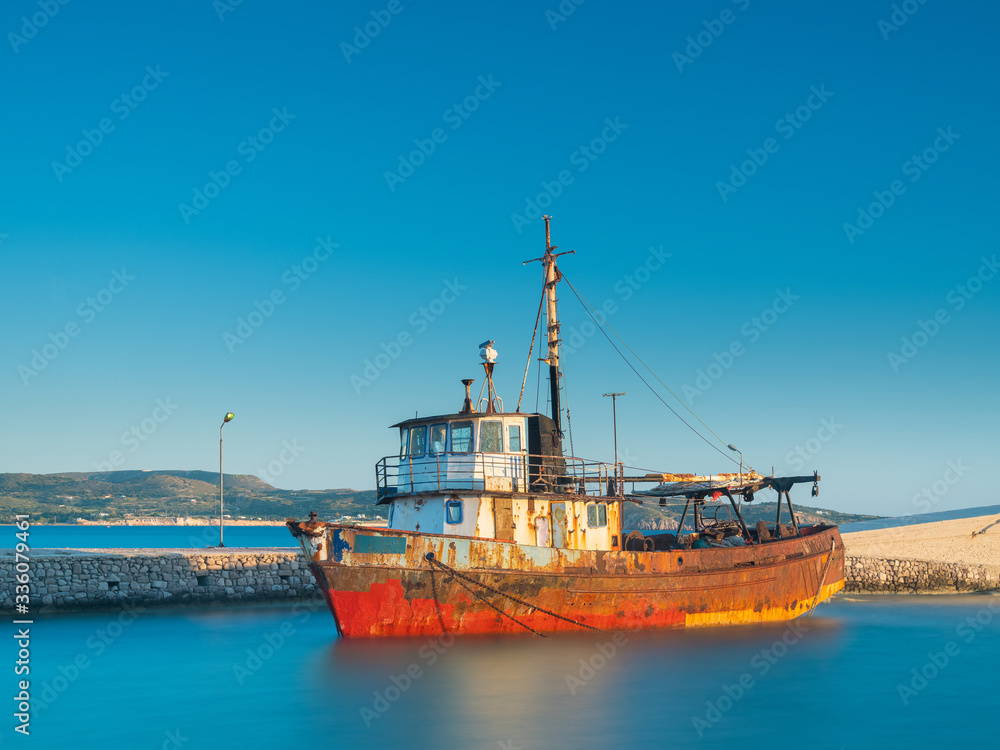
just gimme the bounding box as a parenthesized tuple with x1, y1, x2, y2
(445, 500, 463, 525)
(429, 423, 447, 453)
(587, 503, 608, 528)
(451, 421, 474, 453)
(508, 424, 522, 452)
(408, 425, 427, 456)
(399, 428, 408, 457)
(481, 421, 503, 453)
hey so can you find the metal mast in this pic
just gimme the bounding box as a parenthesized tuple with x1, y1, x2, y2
(542, 216, 573, 435)
(525, 217, 574, 435)
(544, 217, 561, 435)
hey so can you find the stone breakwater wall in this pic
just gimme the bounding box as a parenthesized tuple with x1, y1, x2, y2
(846, 555, 1000, 594)
(0, 549, 321, 614)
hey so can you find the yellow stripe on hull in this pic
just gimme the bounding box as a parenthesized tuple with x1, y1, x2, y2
(684, 578, 844, 628)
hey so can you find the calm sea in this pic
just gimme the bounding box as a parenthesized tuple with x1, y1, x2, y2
(0, 524, 295, 549)
(6, 502, 998, 549)
(839, 504, 1000, 533)
(23, 596, 1000, 749)
(11, 513, 1000, 748)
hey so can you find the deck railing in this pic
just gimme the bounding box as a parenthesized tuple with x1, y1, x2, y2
(375, 452, 624, 500)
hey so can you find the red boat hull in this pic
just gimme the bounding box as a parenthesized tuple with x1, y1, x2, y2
(297, 524, 844, 638)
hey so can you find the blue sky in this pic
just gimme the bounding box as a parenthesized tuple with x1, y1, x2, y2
(1, 0, 997, 516)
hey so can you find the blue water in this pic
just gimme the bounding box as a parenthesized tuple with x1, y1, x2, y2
(840, 504, 1000, 533)
(0, 524, 296, 549)
(7, 503, 999, 549)
(23, 596, 1000, 749)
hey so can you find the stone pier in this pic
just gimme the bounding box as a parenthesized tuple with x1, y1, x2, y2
(845, 555, 1000, 594)
(0, 549, 320, 614)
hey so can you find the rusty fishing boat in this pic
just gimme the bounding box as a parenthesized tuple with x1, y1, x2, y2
(288, 218, 844, 637)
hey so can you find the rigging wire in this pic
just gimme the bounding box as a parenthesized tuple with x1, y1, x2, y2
(566, 408, 575, 456)
(563, 367, 574, 456)
(535, 348, 542, 414)
(517, 278, 547, 413)
(571, 282, 742, 457)
(561, 274, 745, 469)
(560, 325, 574, 452)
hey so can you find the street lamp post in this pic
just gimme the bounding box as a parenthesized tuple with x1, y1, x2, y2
(219, 412, 234, 547)
(727, 443, 743, 485)
(602, 392, 626, 485)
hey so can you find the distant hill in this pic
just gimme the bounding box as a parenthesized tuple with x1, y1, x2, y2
(49, 469, 274, 492)
(624, 499, 880, 531)
(1, 470, 879, 527)
(0, 470, 376, 523)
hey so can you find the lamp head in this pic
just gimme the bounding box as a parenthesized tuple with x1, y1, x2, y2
(479, 340, 498, 364)
(727, 444, 739, 453)
(222, 412, 234, 427)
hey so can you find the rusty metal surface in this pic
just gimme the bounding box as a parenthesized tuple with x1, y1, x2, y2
(292, 522, 845, 637)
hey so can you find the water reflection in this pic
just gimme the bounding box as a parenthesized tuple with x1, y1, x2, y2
(28, 597, 1000, 750)
(317, 617, 847, 748)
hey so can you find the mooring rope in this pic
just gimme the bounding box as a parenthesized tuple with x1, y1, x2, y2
(433, 561, 548, 637)
(806, 537, 837, 618)
(424, 553, 605, 635)
(427, 559, 449, 635)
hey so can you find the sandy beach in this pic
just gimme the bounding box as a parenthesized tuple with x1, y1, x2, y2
(842, 513, 1000, 567)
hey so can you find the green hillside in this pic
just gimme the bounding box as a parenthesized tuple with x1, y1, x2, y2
(0, 471, 377, 523)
